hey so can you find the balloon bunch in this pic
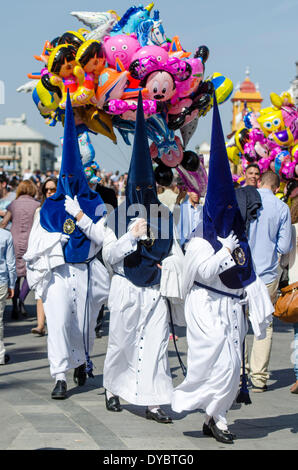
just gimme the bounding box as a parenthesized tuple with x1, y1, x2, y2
(227, 91, 298, 185)
(20, 3, 234, 194)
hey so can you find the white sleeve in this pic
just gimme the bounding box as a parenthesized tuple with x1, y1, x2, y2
(246, 275, 273, 340)
(102, 225, 138, 267)
(182, 238, 236, 296)
(23, 212, 65, 294)
(76, 213, 106, 248)
(160, 235, 184, 300)
(196, 246, 236, 282)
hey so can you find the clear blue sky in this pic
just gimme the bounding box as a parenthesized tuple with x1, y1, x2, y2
(0, 0, 297, 172)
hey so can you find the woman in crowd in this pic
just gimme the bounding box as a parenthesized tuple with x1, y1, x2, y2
(0, 180, 40, 319)
(31, 177, 58, 336)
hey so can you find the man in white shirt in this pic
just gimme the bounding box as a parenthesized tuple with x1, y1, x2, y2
(246, 170, 292, 392)
(176, 191, 203, 249)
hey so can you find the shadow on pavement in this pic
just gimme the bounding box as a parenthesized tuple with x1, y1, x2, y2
(268, 368, 296, 390)
(230, 413, 298, 439)
(183, 412, 298, 441)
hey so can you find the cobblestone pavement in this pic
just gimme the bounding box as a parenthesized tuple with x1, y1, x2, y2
(0, 292, 297, 451)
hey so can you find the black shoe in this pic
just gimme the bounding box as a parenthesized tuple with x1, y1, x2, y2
(105, 390, 122, 412)
(209, 418, 234, 444)
(51, 380, 67, 399)
(73, 363, 87, 386)
(145, 408, 172, 424)
(202, 422, 213, 436)
(205, 419, 236, 440)
(19, 300, 28, 318)
(95, 329, 103, 338)
(0, 354, 10, 365)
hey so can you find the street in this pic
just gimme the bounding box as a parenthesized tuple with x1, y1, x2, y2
(0, 292, 297, 451)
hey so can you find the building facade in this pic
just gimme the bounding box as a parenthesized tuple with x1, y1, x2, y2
(0, 114, 56, 174)
(231, 67, 263, 132)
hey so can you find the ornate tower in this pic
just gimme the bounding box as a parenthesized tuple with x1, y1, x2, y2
(231, 67, 263, 132)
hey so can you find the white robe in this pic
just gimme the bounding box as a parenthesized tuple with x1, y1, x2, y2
(171, 237, 273, 425)
(102, 224, 184, 406)
(24, 213, 110, 378)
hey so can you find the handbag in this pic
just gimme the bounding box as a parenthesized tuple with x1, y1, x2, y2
(274, 281, 298, 323)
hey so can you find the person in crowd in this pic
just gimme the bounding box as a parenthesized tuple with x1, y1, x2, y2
(96, 180, 117, 213)
(31, 177, 58, 336)
(0, 227, 17, 365)
(0, 174, 16, 224)
(101, 95, 184, 423)
(158, 180, 179, 212)
(0, 180, 40, 319)
(244, 163, 261, 188)
(110, 170, 120, 183)
(8, 177, 18, 201)
(246, 171, 292, 392)
(171, 98, 273, 444)
(35, 178, 43, 202)
(24, 94, 110, 399)
(22, 169, 34, 181)
(176, 191, 204, 249)
(235, 163, 262, 236)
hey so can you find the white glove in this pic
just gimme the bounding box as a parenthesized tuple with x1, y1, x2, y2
(128, 217, 147, 240)
(217, 230, 240, 253)
(64, 195, 81, 218)
(61, 234, 70, 246)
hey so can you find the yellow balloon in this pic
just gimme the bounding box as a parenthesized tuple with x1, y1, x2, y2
(237, 175, 246, 185)
(257, 109, 285, 136)
(226, 146, 240, 165)
(270, 92, 283, 109)
(291, 144, 298, 157)
(210, 72, 234, 104)
(281, 91, 294, 106)
(235, 127, 250, 153)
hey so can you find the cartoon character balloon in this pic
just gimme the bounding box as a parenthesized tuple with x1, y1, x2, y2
(103, 33, 141, 69)
(19, 2, 237, 197)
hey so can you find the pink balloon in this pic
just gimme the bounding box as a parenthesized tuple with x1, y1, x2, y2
(131, 45, 169, 64)
(103, 34, 141, 70)
(175, 58, 204, 99)
(150, 137, 184, 168)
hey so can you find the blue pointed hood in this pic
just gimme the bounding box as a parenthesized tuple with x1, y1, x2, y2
(40, 91, 105, 263)
(125, 91, 157, 205)
(109, 92, 173, 287)
(203, 94, 256, 289)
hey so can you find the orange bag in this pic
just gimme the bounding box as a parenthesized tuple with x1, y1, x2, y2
(274, 281, 298, 323)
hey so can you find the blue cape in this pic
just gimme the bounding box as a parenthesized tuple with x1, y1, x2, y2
(40, 92, 105, 263)
(203, 95, 256, 289)
(108, 93, 173, 287)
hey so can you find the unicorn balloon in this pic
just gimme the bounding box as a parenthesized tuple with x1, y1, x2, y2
(136, 10, 168, 48)
(110, 3, 154, 36)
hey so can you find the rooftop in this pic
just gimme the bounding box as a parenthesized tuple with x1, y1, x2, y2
(0, 114, 56, 146)
(231, 67, 263, 102)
